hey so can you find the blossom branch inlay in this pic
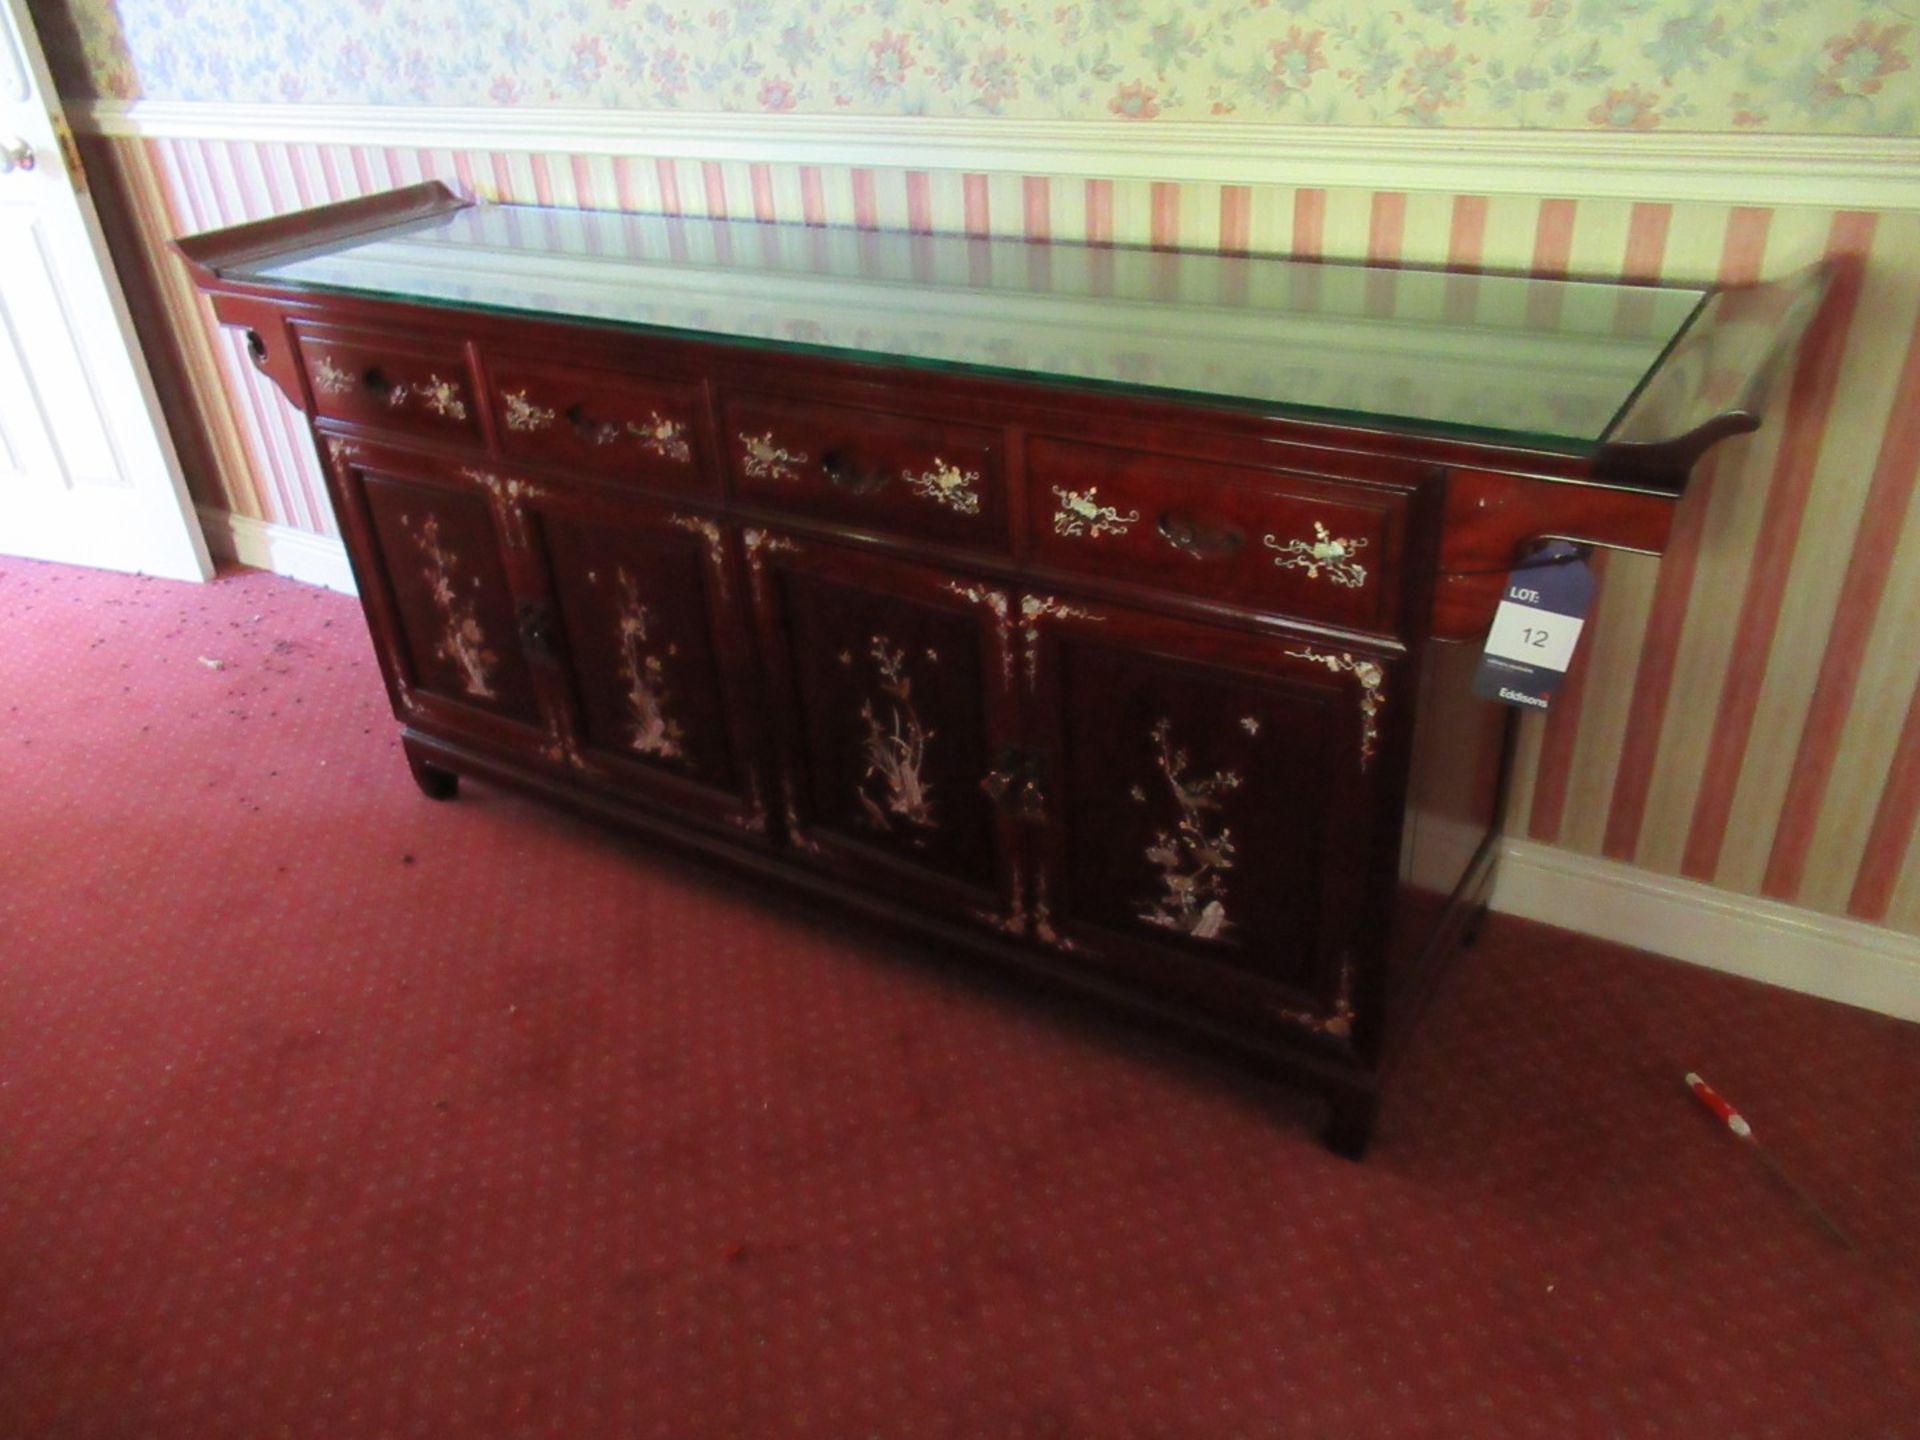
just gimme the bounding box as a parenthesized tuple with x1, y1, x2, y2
(1136, 718, 1243, 942)
(404, 512, 498, 700)
(740, 431, 808, 482)
(1263, 522, 1369, 588)
(904, 457, 982, 515)
(1286, 647, 1386, 769)
(502, 389, 555, 432)
(614, 569, 687, 764)
(851, 636, 937, 836)
(1051, 486, 1139, 539)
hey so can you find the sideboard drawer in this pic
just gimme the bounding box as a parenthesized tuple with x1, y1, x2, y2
(293, 325, 481, 443)
(1026, 436, 1415, 631)
(720, 390, 1006, 550)
(485, 357, 713, 498)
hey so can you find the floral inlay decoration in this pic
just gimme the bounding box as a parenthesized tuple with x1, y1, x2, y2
(941, 580, 1012, 685)
(310, 353, 354, 397)
(1031, 869, 1079, 953)
(415, 374, 468, 421)
(613, 569, 687, 763)
(740, 431, 808, 482)
(1019, 594, 1105, 687)
(1264, 952, 1356, 1041)
(1287, 647, 1386, 769)
(463, 469, 546, 549)
(1052, 486, 1140, 540)
(1136, 718, 1244, 942)
(847, 636, 937, 837)
(1264, 522, 1370, 589)
(669, 513, 729, 602)
(542, 728, 589, 771)
(904, 458, 982, 515)
(502, 389, 556, 432)
(630, 413, 692, 463)
(741, 527, 799, 605)
(404, 512, 498, 700)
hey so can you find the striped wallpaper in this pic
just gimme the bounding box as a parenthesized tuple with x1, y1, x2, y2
(86, 133, 1920, 938)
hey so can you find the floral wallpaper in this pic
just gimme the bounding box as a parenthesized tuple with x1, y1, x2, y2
(35, 0, 1920, 134)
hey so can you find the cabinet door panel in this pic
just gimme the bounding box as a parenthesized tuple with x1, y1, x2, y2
(526, 492, 767, 832)
(744, 530, 1019, 923)
(1026, 599, 1399, 1042)
(330, 442, 546, 740)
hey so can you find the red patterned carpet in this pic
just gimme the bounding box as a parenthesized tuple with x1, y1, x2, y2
(1, 557, 1917, 1440)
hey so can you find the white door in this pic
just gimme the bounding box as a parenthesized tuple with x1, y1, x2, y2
(0, 0, 208, 581)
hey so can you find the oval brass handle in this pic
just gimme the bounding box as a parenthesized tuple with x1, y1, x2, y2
(1157, 512, 1244, 559)
(566, 405, 624, 446)
(820, 450, 890, 496)
(361, 367, 405, 405)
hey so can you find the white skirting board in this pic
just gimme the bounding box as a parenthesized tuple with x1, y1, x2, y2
(1492, 839, 1920, 1024)
(198, 505, 357, 595)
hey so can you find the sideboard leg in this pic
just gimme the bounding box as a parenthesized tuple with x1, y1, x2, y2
(1322, 1089, 1379, 1160)
(404, 744, 460, 802)
(1461, 899, 1491, 947)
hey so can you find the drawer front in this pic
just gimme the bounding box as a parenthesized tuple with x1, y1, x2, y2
(294, 326, 481, 443)
(486, 357, 713, 498)
(721, 391, 1006, 550)
(1026, 436, 1414, 631)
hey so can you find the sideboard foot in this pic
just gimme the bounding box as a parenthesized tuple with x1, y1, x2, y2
(1322, 1090, 1379, 1160)
(1461, 899, 1491, 947)
(405, 746, 460, 802)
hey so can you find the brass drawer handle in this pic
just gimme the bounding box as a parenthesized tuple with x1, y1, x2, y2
(533, 400, 690, 461)
(357, 366, 468, 422)
(821, 449, 890, 496)
(568, 404, 625, 446)
(1157, 512, 1243, 559)
(361, 366, 405, 407)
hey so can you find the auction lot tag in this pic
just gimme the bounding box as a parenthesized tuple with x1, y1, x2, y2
(1472, 542, 1595, 711)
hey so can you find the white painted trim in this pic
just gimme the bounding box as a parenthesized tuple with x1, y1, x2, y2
(198, 505, 356, 595)
(1492, 839, 1920, 1024)
(76, 99, 1920, 212)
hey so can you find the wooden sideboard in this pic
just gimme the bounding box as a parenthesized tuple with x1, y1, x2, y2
(177, 183, 1823, 1155)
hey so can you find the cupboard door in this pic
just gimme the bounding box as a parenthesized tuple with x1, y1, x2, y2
(518, 485, 769, 835)
(1023, 595, 1401, 1044)
(742, 528, 1022, 928)
(325, 438, 548, 748)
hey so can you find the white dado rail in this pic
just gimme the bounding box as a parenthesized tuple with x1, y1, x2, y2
(78, 100, 1920, 212)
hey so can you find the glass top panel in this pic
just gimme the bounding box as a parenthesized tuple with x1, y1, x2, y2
(228, 203, 1707, 450)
